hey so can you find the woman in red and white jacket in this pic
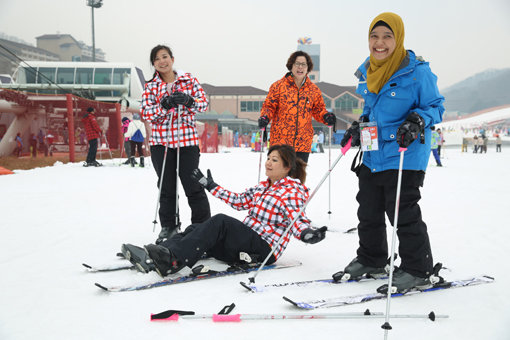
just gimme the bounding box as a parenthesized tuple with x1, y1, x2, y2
(141, 45, 211, 243)
(122, 144, 327, 277)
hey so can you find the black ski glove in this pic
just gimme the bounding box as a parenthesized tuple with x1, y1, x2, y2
(301, 226, 327, 244)
(160, 95, 176, 110)
(396, 112, 425, 148)
(191, 168, 218, 191)
(258, 115, 270, 129)
(323, 112, 336, 127)
(341, 121, 361, 147)
(171, 92, 195, 108)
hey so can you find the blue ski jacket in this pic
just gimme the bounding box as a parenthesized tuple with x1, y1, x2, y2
(356, 50, 444, 172)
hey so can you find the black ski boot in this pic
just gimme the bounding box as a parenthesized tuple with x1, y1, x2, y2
(333, 257, 387, 282)
(144, 244, 185, 277)
(140, 157, 144, 168)
(129, 157, 135, 167)
(156, 227, 178, 244)
(377, 268, 433, 294)
(121, 243, 154, 273)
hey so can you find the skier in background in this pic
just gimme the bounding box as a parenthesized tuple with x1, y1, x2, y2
(82, 107, 102, 167)
(258, 51, 336, 163)
(124, 113, 146, 167)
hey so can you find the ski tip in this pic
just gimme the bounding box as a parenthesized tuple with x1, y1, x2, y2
(82, 263, 92, 269)
(344, 227, 357, 234)
(239, 281, 255, 293)
(282, 296, 298, 307)
(95, 283, 109, 291)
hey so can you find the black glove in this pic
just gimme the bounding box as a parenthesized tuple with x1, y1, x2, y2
(191, 168, 218, 191)
(160, 95, 176, 110)
(258, 115, 270, 129)
(171, 92, 195, 108)
(341, 121, 361, 147)
(396, 112, 425, 148)
(301, 226, 327, 244)
(323, 112, 336, 126)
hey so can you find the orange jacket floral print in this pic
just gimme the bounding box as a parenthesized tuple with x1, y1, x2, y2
(260, 73, 328, 153)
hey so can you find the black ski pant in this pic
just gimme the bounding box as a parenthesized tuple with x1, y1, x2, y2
(355, 165, 433, 278)
(86, 138, 98, 163)
(130, 141, 144, 157)
(160, 213, 275, 268)
(151, 145, 211, 232)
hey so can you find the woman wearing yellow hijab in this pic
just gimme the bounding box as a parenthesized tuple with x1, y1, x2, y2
(336, 12, 445, 294)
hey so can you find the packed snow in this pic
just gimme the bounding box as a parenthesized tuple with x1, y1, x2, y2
(1, 143, 509, 340)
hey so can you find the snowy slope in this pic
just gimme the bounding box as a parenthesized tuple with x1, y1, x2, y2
(0, 146, 509, 340)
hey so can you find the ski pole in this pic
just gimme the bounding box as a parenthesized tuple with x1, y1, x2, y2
(103, 132, 114, 160)
(174, 105, 182, 231)
(244, 138, 352, 285)
(328, 126, 332, 217)
(257, 128, 266, 183)
(151, 311, 446, 322)
(152, 109, 176, 232)
(382, 147, 406, 338)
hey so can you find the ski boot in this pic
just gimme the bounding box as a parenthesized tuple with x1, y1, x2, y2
(144, 244, 185, 277)
(377, 263, 443, 294)
(156, 227, 179, 244)
(333, 257, 387, 282)
(140, 157, 144, 168)
(129, 156, 135, 167)
(121, 243, 154, 273)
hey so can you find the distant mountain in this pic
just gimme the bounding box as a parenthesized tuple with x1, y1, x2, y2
(441, 68, 510, 115)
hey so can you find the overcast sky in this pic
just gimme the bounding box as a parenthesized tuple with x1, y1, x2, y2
(1, 0, 509, 91)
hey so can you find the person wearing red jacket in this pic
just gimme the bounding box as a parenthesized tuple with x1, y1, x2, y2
(258, 51, 336, 163)
(121, 144, 327, 277)
(82, 107, 102, 167)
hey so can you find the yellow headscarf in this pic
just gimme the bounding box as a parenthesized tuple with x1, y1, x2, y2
(366, 12, 407, 94)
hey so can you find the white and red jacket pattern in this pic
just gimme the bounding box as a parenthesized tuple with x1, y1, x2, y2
(210, 176, 311, 260)
(141, 70, 209, 147)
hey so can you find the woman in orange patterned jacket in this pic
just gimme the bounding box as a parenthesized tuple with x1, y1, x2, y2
(258, 51, 336, 163)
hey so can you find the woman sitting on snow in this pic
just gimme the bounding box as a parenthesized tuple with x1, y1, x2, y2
(121, 144, 327, 277)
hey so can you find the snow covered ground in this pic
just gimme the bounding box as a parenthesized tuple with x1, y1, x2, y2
(1, 145, 509, 340)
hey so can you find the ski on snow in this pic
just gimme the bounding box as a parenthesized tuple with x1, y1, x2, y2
(241, 275, 388, 292)
(283, 275, 494, 309)
(95, 260, 302, 292)
(82, 262, 134, 272)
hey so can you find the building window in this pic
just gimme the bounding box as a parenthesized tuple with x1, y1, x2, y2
(57, 68, 75, 84)
(94, 68, 112, 96)
(309, 74, 315, 81)
(76, 68, 93, 84)
(240, 101, 264, 112)
(37, 67, 56, 94)
(112, 68, 131, 96)
(322, 95, 332, 110)
(334, 94, 359, 111)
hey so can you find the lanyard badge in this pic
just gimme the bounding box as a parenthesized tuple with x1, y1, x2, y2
(360, 122, 379, 151)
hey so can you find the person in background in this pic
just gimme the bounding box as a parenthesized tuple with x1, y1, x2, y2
(317, 130, 325, 153)
(482, 134, 488, 153)
(495, 134, 502, 152)
(141, 44, 211, 244)
(29, 133, 37, 158)
(14, 132, 23, 157)
(258, 51, 336, 163)
(336, 12, 444, 293)
(82, 107, 102, 167)
(121, 117, 133, 165)
(436, 128, 443, 157)
(124, 113, 147, 167)
(121, 144, 327, 277)
(461, 134, 468, 152)
(473, 135, 479, 153)
(430, 126, 442, 166)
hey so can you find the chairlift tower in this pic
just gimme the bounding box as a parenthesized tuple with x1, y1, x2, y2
(86, 0, 103, 62)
